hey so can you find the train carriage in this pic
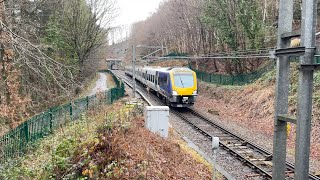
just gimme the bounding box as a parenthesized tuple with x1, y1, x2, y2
(125, 66, 197, 107)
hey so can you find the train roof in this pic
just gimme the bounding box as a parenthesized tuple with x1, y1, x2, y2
(152, 67, 192, 73)
(126, 65, 193, 73)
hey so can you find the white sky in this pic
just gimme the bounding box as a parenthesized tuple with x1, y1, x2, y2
(109, 0, 164, 43)
(115, 0, 164, 26)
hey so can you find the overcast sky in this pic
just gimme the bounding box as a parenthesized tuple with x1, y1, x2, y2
(109, 0, 164, 43)
(115, 0, 164, 26)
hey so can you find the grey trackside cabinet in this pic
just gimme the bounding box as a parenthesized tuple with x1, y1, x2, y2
(145, 106, 169, 138)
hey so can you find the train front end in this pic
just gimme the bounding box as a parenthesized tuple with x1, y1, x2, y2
(169, 68, 197, 107)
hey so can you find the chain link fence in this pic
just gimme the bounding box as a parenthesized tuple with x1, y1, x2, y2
(0, 71, 125, 162)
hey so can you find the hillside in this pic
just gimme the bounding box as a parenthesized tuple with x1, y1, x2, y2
(194, 63, 320, 173)
(0, 101, 213, 179)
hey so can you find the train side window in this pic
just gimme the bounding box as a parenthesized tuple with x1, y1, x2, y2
(159, 74, 168, 87)
(160, 76, 163, 87)
(159, 76, 163, 87)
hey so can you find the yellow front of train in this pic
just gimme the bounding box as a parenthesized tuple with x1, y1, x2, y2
(169, 68, 197, 107)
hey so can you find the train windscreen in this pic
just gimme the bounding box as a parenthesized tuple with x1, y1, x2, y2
(174, 73, 194, 88)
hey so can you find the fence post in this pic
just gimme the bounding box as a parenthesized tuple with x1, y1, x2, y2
(69, 102, 73, 120)
(111, 89, 114, 103)
(316, 56, 320, 63)
(24, 122, 29, 144)
(49, 108, 53, 132)
(122, 82, 125, 96)
(86, 96, 89, 109)
(231, 75, 234, 85)
(219, 74, 222, 84)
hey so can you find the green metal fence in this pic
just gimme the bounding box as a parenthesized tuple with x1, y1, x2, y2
(191, 56, 320, 86)
(190, 62, 276, 86)
(0, 71, 125, 162)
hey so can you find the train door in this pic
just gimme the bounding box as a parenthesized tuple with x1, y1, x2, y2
(156, 71, 159, 86)
(155, 71, 159, 96)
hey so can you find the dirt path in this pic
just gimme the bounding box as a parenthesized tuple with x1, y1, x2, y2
(89, 73, 107, 96)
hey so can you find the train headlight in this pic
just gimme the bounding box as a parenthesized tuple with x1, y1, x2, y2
(172, 91, 178, 96)
(192, 91, 198, 95)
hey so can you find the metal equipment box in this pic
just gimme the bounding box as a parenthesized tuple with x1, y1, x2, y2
(145, 106, 169, 138)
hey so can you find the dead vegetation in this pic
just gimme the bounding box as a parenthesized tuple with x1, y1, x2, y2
(106, 73, 116, 88)
(150, 60, 189, 67)
(1, 101, 212, 179)
(55, 110, 211, 179)
(194, 65, 320, 171)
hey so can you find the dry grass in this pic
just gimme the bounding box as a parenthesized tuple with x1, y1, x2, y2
(106, 73, 116, 88)
(59, 112, 212, 179)
(194, 66, 320, 172)
(1, 101, 213, 179)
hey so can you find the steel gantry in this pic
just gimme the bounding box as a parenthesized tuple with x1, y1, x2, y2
(131, 45, 167, 98)
(273, 0, 318, 179)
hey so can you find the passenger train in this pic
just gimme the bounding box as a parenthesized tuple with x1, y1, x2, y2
(125, 66, 198, 107)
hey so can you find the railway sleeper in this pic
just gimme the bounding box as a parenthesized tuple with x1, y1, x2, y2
(236, 150, 253, 154)
(264, 155, 273, 161)
(226, 143, 243, 147)
(285, 170, 294, 174)
(249, 158, 268, 161)
(261, 161, 273, 167)
(241, 142, 248, 146)
(214, 134, 230, 137)
(245, 173, 262, 177)
(220, 137, 236, 140)
(234, 146, 249, 149)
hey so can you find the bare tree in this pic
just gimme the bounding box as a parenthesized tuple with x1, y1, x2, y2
(63, 0, 117, 75)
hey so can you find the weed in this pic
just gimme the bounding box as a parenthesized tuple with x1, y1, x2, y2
(1, 102, 212, 179)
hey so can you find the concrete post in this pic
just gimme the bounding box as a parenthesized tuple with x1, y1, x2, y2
(295, 0, 317, 179)
(212, 137, 219, 180)
(272, 0, 293, 179)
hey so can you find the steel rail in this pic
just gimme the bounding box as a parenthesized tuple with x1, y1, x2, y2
(114, 70, 320, 180)
(171, 110, 274, 179)
(187, 109, 320, 180)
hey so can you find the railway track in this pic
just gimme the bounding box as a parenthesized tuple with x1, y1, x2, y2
(113, 70, 320, 180)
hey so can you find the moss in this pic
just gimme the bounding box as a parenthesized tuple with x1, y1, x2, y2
(0, 104, 114, 179)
